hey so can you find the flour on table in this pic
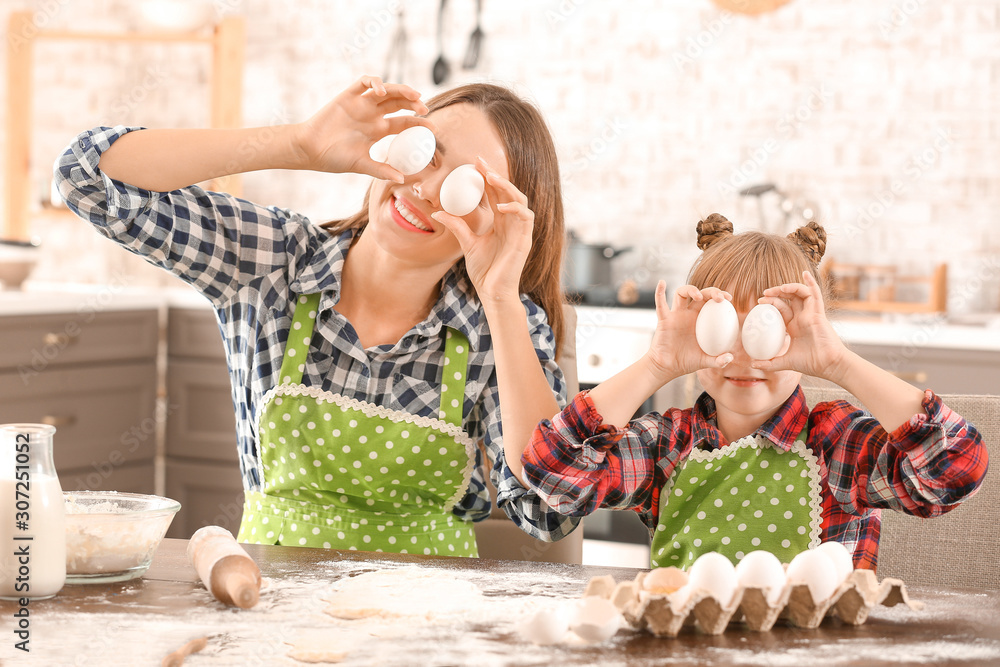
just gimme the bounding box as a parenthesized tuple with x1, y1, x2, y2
(321, 566, 486, 620)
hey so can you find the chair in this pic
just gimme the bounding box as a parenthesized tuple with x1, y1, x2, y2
(803, 385, 999, 590)
(473, 304, 585, 564)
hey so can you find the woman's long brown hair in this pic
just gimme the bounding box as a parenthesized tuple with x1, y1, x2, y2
(320, 84, 567, 356)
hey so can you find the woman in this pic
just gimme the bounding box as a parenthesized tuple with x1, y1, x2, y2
(55, 75, 579, 556)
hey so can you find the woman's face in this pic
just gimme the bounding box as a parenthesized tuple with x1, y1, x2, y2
(367, 103, 508, 270)
(696, 306, 800, 436)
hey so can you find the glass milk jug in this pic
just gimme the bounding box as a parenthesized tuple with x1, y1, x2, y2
(0, 424, 66, 599)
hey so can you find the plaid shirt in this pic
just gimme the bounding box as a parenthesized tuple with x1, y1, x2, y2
(523, 386, 988, 568)
(55, 125, 579, 542)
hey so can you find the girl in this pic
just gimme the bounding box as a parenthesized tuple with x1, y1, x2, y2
(522, 214, 987, 569)
(55, 75, 579, 556)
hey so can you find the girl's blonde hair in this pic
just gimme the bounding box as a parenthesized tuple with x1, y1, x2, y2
(321, 83, 566, 355)
(687, 213, 829, 309)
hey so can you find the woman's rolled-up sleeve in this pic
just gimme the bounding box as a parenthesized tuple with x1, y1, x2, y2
(54, 125, 319, 307)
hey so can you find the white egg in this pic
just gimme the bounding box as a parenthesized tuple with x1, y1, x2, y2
(686, 551, 738, 606)
(369, 134, 395, 163)
(515, 602, 570, 645)
(568, 596, 621, 643)
(814, 541, 854, 585)
(695, 298, 739, 356)
(786, 549, 839, 604)
(741, 303, 787, 360)
(385, 126, 436, 175)
(734, 550, 786, 606)
(440, 164, 486, 217)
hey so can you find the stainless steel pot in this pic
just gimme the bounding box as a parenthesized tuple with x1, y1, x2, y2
(564, 231, 632, 295)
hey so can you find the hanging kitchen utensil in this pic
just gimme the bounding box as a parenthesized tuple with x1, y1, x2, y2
(382, 7, 408, 83)
(739, 183, 778, 234)
(462, 0, 484, 70)
(432, 0, 450, 85)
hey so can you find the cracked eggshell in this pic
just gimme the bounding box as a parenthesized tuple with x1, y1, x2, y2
(786, 548, 839, 604)
(569, 596, 621, 643)
(735, 550, 786, 606)
(385, 126, 436, 175)
(741, 303, 787, 360)
(686, 551, 738, 607)
(516, 602, 571, 645)
(440, 164, 486, 217)
(815, 541, 854, 585)
(695, 298, 739, 356)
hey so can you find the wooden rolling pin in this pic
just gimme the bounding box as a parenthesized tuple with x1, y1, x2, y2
(187, 526, 261, 609)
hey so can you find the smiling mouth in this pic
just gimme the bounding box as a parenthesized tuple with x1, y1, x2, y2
(392, 197, 433, 232)
(725, 377, 765, 386)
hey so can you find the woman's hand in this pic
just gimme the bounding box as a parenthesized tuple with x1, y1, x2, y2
(293, 75, 433, 183)
(646, 283, 735, 383)
(431, 157, 533, 304)
(752, 270, 850, 380)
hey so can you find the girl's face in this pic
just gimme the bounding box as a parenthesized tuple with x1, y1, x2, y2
(696, 306, 800, 439)
(366, 103, 508, 270)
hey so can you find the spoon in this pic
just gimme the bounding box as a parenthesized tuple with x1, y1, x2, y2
(462, 0, 484, 70)
(432, 0, 449, 85)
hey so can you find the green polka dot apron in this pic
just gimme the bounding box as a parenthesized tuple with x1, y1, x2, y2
(651, 427, 823, 569)
(237, 293, 479, 557)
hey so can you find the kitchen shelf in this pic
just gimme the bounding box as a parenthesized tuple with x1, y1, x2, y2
(822, 261, 948, 314)
(3, 11, 245, 241)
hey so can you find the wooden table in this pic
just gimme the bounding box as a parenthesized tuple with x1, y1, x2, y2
(2, 539, 999, 666)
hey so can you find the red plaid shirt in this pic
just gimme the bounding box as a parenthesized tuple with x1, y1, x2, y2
(523, 386, 988, 569)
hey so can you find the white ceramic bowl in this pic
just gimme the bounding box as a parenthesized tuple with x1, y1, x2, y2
(64, 491, 181, 584)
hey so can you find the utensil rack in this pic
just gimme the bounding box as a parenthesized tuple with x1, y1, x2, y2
(3, 11, 245, 241)
(821, 261, 948, 313)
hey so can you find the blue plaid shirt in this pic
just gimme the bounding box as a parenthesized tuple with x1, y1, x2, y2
(55, 125, 579, 542)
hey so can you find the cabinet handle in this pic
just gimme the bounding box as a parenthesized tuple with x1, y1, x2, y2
(43, 332, 76, 347)
(587, 353, 602, 367)
(890, 371, 928, 384)
(40, 415, 76, 428)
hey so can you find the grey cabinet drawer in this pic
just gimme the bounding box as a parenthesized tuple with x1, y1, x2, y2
(0, 309, 158, 372)
(847, 344, 1000, 395)
(0, 361, 158, 470)
(164, 459, 245, 539)
(60, 461, 155, 495)
(165, 357, 239, 462)
(168, 307, 226, 360)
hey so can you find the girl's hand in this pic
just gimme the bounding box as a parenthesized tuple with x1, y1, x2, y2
(752, 270, 849, 379)
(646, 282, 735, 383)
(293, 75, 433, 183)
(431, 157, 533, 304)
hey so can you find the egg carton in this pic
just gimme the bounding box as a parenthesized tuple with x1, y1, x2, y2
(582, 568, 924, 637)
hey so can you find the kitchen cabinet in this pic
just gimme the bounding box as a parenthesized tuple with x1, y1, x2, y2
(164, 307, 244, 538)
(0, 308, 159, 492)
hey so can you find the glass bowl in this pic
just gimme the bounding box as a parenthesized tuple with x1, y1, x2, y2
(64, 491, 181, 584)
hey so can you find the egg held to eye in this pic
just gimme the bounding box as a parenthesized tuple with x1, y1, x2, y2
(741, 303, 787, 360)
(385, 126, 436, 175)
(695, 298, 739, 356)
(440, 164, 486, 217)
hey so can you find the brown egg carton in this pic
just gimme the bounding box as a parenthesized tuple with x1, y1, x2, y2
(582, 568, 923, 637)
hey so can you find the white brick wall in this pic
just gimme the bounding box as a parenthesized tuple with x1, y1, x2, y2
(2, 0, 998, 310)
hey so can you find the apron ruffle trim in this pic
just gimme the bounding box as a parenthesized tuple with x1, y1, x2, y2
(255, 383, 478, 515)
(664, 434, 825, 549)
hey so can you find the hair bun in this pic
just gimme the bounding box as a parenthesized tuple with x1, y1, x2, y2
(787, 221, 827, 264)
(696, 213, 734, 250)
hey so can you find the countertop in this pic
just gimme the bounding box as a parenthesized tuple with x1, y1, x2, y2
(2, 283, 999, 352)
(575, 305, 1000, 353)
(1, 539, 998, 666)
